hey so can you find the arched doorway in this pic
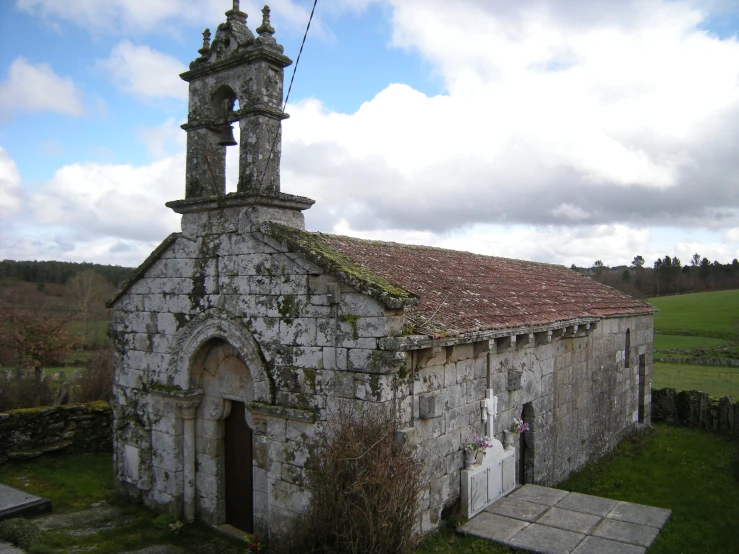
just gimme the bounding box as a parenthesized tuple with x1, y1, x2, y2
(194, 339, 256, 531)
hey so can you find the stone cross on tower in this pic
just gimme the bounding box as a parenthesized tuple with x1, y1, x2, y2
(481, 388, 498, 437)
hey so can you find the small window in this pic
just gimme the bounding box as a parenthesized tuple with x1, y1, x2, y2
(638, 354, 646, 423)
(625, 329, 631, 368)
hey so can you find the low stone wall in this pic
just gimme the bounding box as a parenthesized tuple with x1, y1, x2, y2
(0, 401, 112, 464)
(651, 388, 737, 435)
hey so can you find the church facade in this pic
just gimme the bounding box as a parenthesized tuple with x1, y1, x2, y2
(109, 2, 656, 542)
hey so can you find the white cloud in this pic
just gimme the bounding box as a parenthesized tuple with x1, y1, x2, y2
(17, 0, 325, 39)
(139, 117, 187, 159)
(277, 0, 739, 240)
(0, 148, 22, 216)
(0, 57, 85, 119)
(99, 41, 188, 100)
(551, 203, 590, 221)
(29, 156, 183, 244)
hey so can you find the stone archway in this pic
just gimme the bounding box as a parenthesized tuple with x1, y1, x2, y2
(170, 310, 271, 530)
(194, 339, 256, 530)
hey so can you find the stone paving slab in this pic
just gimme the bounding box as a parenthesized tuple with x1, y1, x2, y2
(459, 484, 671, 554)
(556, 492, 618, 517)
(607, 501, 671, 529)
(459, 512, 529, 542)
(0, 483, 51, 520)
(537, 507, 601, 535)
(507, 484, 569, 507)
(572, 536, 646, 554)
(484, 497, 550, 522)
(592, 518, 660, 548)
(509, 523, 584, 554)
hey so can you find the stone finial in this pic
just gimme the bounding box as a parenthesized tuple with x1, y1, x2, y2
(257, 5, 275, 35)
(225, 0, 247, 24)
(198, 28, 211, 56)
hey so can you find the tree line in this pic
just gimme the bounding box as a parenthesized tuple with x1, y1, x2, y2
(576, 254, 739, 297)
(0, 259, 133, 288)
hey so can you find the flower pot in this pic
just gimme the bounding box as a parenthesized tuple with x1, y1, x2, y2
(503, 430, 517, 450)
(464, 449, 477, 469)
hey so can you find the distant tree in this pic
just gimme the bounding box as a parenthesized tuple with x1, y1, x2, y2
(67, 270, 113, 349)
(631, 255, 645, 269)
(690, 253, 701, 267)
(593, 260, 606, 277)
(621, 270, 632, 284)
(0, 303, 77, 377)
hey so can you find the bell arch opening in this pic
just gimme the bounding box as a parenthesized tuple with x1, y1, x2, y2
(209, 85, 240, 194)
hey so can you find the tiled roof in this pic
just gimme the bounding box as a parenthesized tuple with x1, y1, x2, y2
(267, 224, 656, 337)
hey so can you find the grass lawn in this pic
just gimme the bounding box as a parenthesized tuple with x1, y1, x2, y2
(0, 452, 244, 554)
(0, 452, 113, 512)
(559, 424, 739, 554)
(647, 290, 739, 340)
(652, 362, 739, 399)
(3, 428, 737, 554)
(653, 334, 728, 351)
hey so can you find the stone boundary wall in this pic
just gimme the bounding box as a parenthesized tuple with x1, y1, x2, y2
(651, 387, 737, 436)
(654, 356, 739, 367)
(0, 401, 112, 464)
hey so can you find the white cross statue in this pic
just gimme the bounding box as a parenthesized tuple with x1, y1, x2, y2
(481, 388, 498, 437)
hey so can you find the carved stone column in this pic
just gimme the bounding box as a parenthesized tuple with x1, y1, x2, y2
(180, 395, 203, 522)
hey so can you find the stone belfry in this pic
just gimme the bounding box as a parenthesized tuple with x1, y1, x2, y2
(179, 2, 291, 198)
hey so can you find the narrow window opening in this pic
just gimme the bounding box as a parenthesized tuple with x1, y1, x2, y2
(225, 99, 240, 194)
(624, 328, 631, 368)
(638, 354, 646, 423)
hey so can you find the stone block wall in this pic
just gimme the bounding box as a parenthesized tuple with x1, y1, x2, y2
(111, 207, 409, 539)
(408, 314, 653, 530)
(652, 387, 738, 435)
(111, 205, 654, 541)
(0, 401, 112, 464)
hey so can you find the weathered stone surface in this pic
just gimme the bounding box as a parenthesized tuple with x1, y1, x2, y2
(0, 402, 111, 464)
(459, 512, 529, 542)
(509, 523, 585, 554)
(592, 519, 659, 547)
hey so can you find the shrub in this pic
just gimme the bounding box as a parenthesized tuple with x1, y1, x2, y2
(294, 405, 423, 554)
(0, 376, 54, 411)
(0, 518, 41, 549)
(72, 347, 113, 403)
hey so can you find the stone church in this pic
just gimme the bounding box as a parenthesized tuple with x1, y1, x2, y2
(109, 2, 656, 542)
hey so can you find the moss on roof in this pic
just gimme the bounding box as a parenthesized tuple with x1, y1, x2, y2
(261, 223, 418, 310)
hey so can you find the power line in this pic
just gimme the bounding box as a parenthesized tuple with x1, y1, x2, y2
(256, 0, 318, 195)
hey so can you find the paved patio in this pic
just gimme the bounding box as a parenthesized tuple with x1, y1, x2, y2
(460, 484, 671, 554)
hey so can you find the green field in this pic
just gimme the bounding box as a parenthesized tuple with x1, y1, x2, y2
(652, 362, 739, 399)
(648, 290, 739, 398)
(648, 290, 739, 340)
(652, 334, 728, 351)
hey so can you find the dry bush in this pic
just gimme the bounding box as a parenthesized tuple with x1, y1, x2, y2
(72, 347, 113, 403)
(293, 405, 423, 554)
(0, 377, 54, 411)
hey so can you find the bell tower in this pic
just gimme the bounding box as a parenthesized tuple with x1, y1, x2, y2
(169, 2, 314, 229)
(179, 2, 292, 198)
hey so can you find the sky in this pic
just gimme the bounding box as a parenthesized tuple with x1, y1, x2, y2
(2, 0, 739, 270)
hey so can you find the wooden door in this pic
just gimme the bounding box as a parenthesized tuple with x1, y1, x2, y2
(225, 401, 253, 532)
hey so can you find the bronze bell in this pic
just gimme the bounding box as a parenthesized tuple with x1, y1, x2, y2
(217, 124, 237, 146)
